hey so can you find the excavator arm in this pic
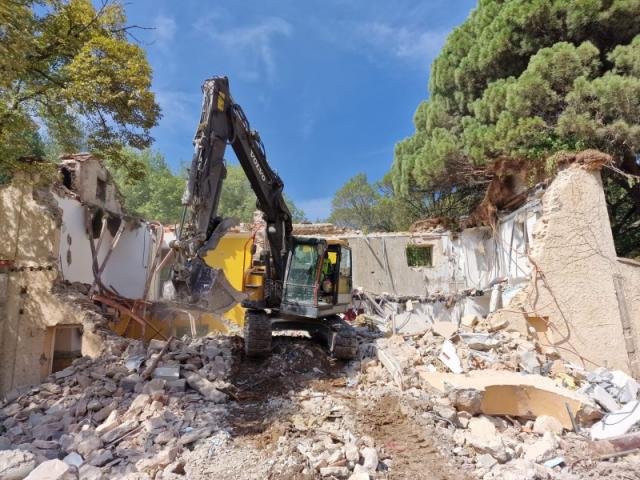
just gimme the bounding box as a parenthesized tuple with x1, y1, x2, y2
(172, 76, 292, 307)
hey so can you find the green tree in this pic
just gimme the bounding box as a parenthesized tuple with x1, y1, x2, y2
(218, 164, 306, 223)
(329, 173, 412, 232)
(111, 149, 185, 225)
(0, 0, 160, 180)
(113, 156, 306, 225)
(392, 0, 640, 256)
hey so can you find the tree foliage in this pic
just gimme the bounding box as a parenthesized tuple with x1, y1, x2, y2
(218, 164, 305, 223)
(328, 173, 415, 232)
(328, 173, 484, 232)
(392, 0, 640, 257)
(113, 152, 305, 226)
(111, 149, 185, 225)
(0, 0, 160, 180)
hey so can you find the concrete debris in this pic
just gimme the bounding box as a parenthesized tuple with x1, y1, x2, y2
(420, 370, 597, 430)
(432, 321, 458, 339)
(1, 292, 638, 479)
(459, 333, 503, 351)
(355, 304, 640, 479)
(523, 432, 558, 463)
(591, 400, 640, 440)
(23, 459, 73, 480)
(0, 334, 235, 479)
(0, 449, 37, 480)
(439, 340, 463, 373)
(532, 415, 563, 435)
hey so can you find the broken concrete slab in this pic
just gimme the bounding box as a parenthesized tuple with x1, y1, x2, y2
(460, 314, 480, 329)
(518, 351, 541, 374)
(591, 385, 620, 412)
(432, 321, 457, 339)
(419, 370, 598, 429)
(0, 449, 37, 480)
(184, 372, 227, 403)
(152, 366, 180, 381)
(591, 400, 640, 440)
(523, 432, 558, 463)
(24, 459, 73, 480)
(477, 453, 498, 469)
(532, 415, 563, 435)
(610, 370, 639, 404)
(459, 333, 502, 351)
(448, 388, 482, 415)
(62, 452, 83, 468)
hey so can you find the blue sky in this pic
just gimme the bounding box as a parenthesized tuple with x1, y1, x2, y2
(124, 0, 477, 220)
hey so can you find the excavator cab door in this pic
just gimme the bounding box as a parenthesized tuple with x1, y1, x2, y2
(282, 239, 323, 307)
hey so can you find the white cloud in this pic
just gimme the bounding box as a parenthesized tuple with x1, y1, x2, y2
(195, 16, 292, 82)
(356, 22, 448, 63)
(297, 197, 333, 222)
(152, 14, 177, 49)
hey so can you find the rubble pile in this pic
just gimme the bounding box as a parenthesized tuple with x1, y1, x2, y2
(1, 308, 639, 479)
(357, 312, 640, 479)
(0, 335, 235, 479)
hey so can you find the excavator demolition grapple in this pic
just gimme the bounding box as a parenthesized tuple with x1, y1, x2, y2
(168, 76, 357, 360)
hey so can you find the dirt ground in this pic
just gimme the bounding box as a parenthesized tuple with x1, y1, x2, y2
(180, 336, 464, 480)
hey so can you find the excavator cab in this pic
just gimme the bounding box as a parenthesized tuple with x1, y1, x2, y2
(281, 238, 352, 318)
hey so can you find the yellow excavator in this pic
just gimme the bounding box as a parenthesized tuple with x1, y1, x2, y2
(169, 76, 357, 359)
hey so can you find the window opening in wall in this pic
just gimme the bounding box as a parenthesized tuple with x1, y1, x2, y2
(406, 244, 433, 267)
(91, 209, 104, 238)
(50, 325, 82, 373)
(96, 177, 107, 202)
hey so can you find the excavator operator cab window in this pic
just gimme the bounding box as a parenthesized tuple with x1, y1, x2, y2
(283, 242, 321, 304)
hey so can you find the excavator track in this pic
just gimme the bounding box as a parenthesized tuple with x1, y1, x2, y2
(243, 310, 272, 357)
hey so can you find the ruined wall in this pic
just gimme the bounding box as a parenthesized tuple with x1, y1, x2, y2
(0, 177, 101, 396)
(340, 199, 539, 299)
(343, 233, 449, 296)
(56, 195, 156, 299)
(526, 164, 639, 375)
(60, 154, 122, 214)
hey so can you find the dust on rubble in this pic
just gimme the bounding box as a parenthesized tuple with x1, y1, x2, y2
(3, 317, 640, 480)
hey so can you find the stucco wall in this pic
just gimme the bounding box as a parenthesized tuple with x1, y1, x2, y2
(527, 165, 638, 375)
(64, 157, 122, 214)
(0, 178, 96, 395)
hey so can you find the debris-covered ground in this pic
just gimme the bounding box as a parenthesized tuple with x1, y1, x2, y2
(1, 317, 640, 480)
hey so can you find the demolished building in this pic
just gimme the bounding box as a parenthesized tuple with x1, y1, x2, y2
(0, 151, 640, 479)
(298, 155, 640, 377)
(0, 154, 245, 397)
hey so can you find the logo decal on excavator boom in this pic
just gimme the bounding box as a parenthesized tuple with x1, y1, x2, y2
(250, 150, 267, 182)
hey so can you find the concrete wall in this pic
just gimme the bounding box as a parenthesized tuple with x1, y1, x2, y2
(339, 200, 539, 298)
(617, 258, 640, 375)
(526, 165, 639, 375)
(344, 234, 449, 296)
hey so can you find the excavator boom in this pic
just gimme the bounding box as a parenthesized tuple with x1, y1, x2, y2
(172, 77, 291, 307)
